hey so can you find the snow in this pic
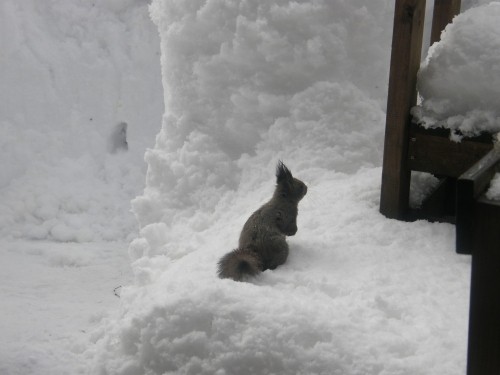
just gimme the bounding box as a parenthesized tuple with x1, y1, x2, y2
(414, 1, 500, 138)
(0, 240, 132, 375)
(2, 0, 495, 374)
(91, 168, 470, 375)
(485, 171, 500, 200)
(0, 0, 163, 242)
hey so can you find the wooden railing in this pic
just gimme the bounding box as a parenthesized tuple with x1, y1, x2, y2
(380, 1, 500, 374)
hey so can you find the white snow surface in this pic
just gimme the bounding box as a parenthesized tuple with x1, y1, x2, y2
(0, 240, 132, 375)
(2, 0, 492, 374)
(0, 0, 163, 242)
(415, 1, 500, 137)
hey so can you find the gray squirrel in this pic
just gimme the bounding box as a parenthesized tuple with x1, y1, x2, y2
(218, 161, 307, 281)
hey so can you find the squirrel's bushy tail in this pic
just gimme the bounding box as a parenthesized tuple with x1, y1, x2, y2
(218, 248, 262, 281)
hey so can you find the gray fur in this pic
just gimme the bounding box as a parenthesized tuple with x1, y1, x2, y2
(218, 161, 307, 281)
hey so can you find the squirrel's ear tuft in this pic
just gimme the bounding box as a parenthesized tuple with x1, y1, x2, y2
(276, 160, 293, 184)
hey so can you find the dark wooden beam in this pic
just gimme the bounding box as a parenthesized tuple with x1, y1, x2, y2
(455, 150, 500, 374)
(456, 148, 500, 254)
(408, 124, 493, 178)
(459, 148, 500, 198)
(466, 197, 500, 375)
(380, 0, 426, 219)
(430, 0, 461, 44)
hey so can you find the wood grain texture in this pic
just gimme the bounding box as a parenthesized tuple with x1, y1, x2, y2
(380, 0, 426, 219)
(467, 197, 500, 375)
(430, 0, 461, 44)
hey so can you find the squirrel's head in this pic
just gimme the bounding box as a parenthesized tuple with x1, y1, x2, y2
(275, 161, 307, 202)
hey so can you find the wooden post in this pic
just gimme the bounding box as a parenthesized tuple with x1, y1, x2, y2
(380, 0, 426, 219)
(430, 0, 461, 44)
(456, 149, 500, 254)
(467, 197, 500, 375)
(456, 150, 500, 374)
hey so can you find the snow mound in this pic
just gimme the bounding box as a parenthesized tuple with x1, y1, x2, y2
(415, 2, 500, 137)
(90, 169, 468, 375)
(132, 0, 389, 230)
(87, 1, 469, 374)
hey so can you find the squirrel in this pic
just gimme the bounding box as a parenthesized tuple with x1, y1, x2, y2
(218, 161, 307, 281)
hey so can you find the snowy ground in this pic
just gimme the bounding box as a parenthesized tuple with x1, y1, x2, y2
(0, 240, 131, 375)
(2, 0, 498, 374)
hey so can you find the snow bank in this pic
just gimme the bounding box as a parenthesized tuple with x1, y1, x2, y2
(90, 169, 469, 375)
(0, 0, 163, 241)
(132, 0, 391, 230)
(88, 1, 470, 374)
(415, 2, 500, 137)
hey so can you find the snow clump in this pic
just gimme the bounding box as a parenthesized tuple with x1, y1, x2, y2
(415, 2, 500, 137)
